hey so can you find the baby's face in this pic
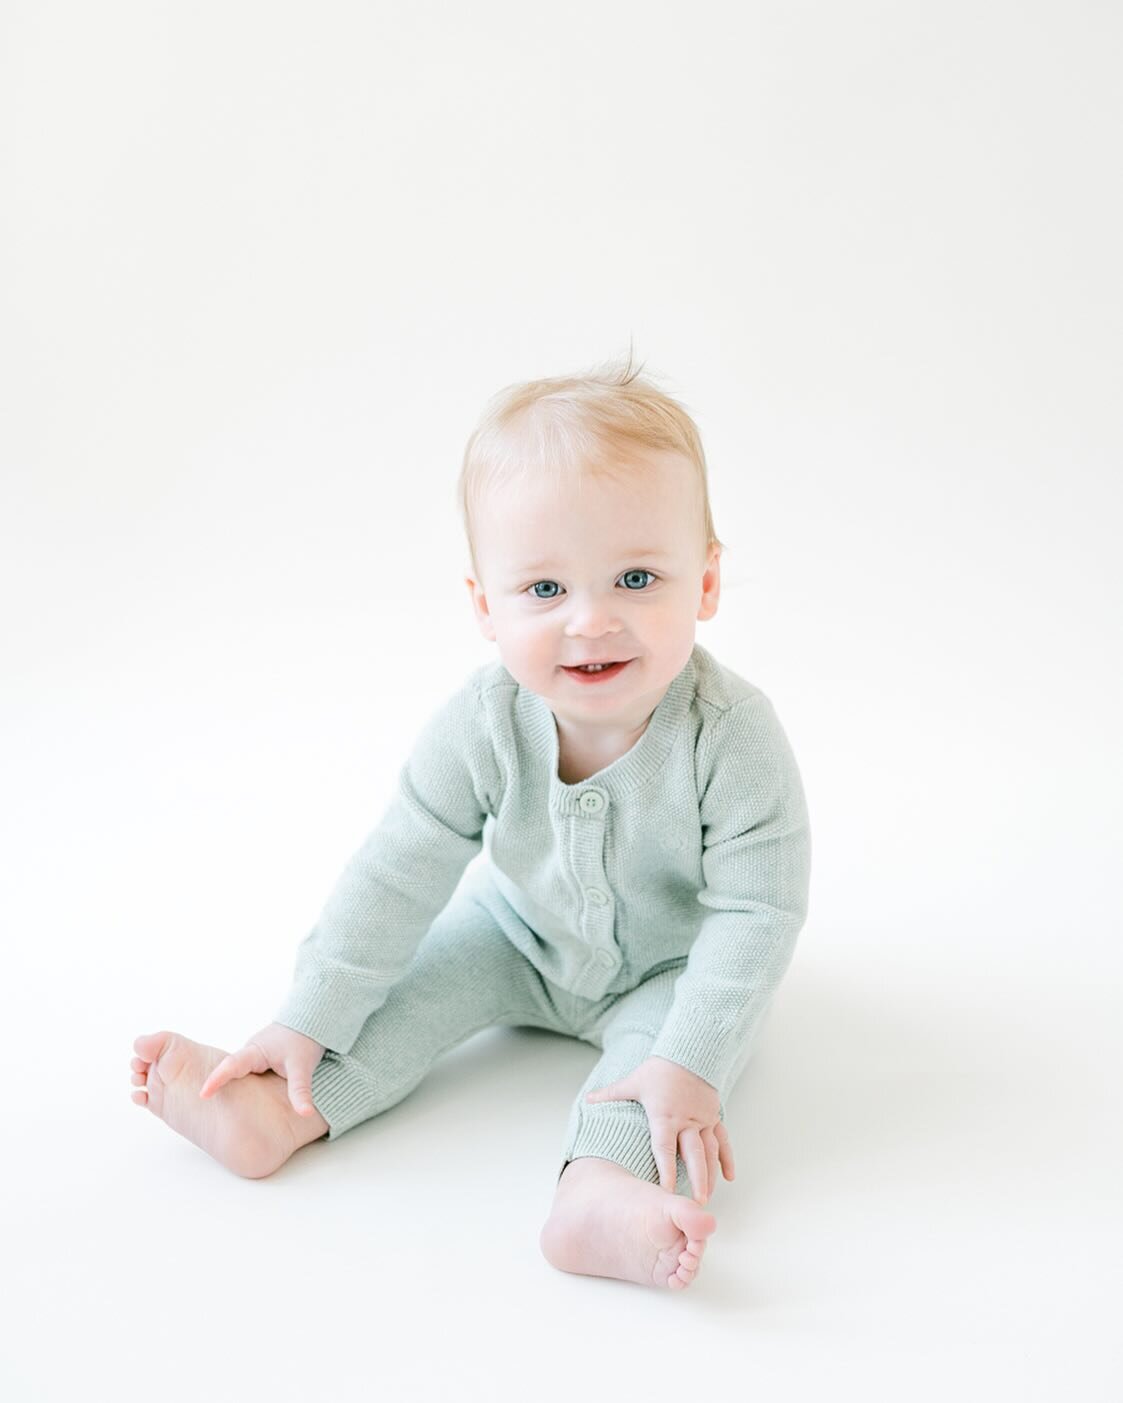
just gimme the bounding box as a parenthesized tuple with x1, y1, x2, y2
(465, 451, 720, 735)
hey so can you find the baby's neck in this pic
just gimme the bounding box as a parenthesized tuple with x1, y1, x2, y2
(553, 713, 653, 784)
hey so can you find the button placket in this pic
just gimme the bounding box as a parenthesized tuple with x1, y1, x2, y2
(574, 788, 618, 972)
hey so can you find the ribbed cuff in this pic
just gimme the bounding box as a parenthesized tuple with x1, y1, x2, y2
(647, 1015, 737, 1093)
(274, 978, 391, 1056)
(306, 1051, 385, 1140)
(562, 1100, 695, 1197)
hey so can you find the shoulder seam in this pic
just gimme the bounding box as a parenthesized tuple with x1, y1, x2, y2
(479, 673, 517, 697)
(695, 691, 775, 789)
(694, 686, 770, 719)
(691, 646, 767, 714)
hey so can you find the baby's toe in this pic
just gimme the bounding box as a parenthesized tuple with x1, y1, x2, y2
(133, 1032, 168, 1061)
(130, 1053, 151, 1101)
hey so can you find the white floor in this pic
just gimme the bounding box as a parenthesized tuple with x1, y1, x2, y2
(4, 842, 1118, 1401)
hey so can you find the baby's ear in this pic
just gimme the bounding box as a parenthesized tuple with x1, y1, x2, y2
(464, 575, 496, 641)
(697, 546, 721, 621)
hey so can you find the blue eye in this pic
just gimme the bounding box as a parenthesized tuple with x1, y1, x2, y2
(525, 570, 657, 600)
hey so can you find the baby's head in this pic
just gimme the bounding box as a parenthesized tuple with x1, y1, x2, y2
(457, 352, 724, 729)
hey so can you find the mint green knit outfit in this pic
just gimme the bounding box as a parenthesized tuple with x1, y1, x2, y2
(275, 643, 811, 1194)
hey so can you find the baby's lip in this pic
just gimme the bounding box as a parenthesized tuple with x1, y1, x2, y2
(561, 658, 633, 668)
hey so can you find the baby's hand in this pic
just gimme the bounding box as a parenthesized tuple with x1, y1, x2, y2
(585, 1055, 735, 1204)
(198, 1022, 326, 1117)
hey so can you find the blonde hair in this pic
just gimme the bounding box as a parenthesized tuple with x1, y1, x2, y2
(457, 347, 724, 583)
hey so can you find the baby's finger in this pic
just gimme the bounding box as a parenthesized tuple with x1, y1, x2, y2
(680, 1126, 709, 1203)
(714, 1119, 736, 1180)
(199, 1045, 263, 1099)
(700, 1126, 720, 1199)
(650, 1125, 679, 1193)
(286, 1066, 316, 1116)
(198, 1055, 236, 1099)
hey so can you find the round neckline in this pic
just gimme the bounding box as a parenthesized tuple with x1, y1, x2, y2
(516, 649, 699, 800)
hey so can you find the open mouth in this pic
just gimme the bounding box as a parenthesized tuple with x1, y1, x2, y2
(561, 660, 632, 682)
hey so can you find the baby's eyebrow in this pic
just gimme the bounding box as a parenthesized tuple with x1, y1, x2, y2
(515, 549, 673, 572)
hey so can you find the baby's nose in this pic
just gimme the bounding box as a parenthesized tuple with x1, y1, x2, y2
(564, 600, 624, 634)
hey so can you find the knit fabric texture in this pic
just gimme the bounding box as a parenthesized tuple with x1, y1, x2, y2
(275, 641, 812, 1093)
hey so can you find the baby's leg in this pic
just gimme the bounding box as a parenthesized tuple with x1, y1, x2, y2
(540, 965, 733, 1291)
(300, 890, 561, 1141)
(130, 890, 558, 1178)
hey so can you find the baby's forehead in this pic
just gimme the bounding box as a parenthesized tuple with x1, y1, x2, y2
(490, 521, 693, 576)
(477, 453, 702, 554)
(498, 457, 693, 512)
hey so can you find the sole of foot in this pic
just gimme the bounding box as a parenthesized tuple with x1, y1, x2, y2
(130, 1030, 327, 1178)
(541, 1157, 718, 1290)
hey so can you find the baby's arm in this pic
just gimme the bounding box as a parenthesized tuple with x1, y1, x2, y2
(272, 675, 496, 1057)
(648, 692, 812, 1095)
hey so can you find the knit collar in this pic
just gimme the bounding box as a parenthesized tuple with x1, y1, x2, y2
(516, 646, 699, 803)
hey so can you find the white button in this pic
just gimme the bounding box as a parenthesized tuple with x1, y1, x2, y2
(595, 949, 616, 968)
(579, 789, 606, 814)
(585, 887, 608, 905)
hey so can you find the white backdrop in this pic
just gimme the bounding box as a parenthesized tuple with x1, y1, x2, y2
(2, 3, 1120, 1400)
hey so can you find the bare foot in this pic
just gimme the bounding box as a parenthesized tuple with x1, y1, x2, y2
(130, 1030, 328, 1178)
(540, 1156, 717, 1290)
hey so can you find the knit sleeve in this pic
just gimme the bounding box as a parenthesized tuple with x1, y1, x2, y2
(647, 693, 811, 1095)
(273, 675, 498, 1054)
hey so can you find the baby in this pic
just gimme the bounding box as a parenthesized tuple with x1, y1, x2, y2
(129, 354, 812, 1292)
